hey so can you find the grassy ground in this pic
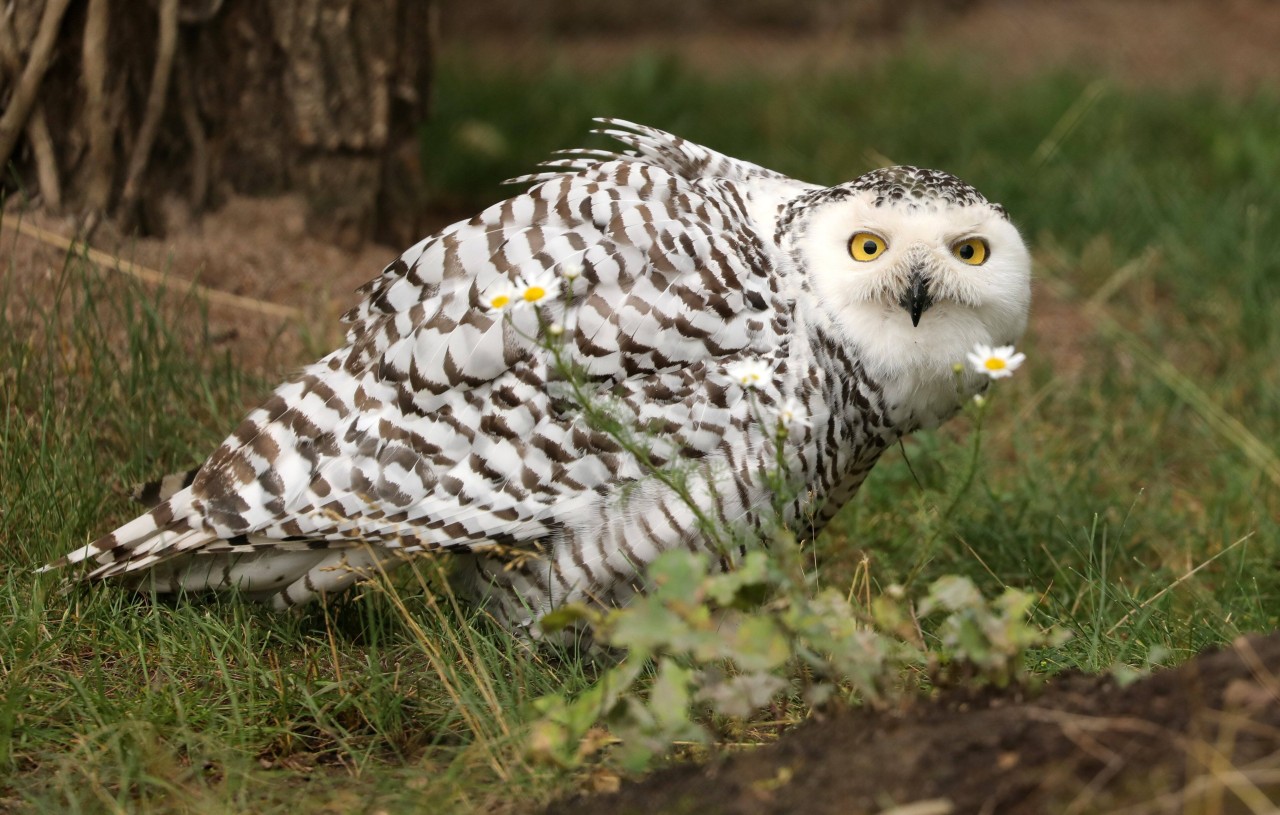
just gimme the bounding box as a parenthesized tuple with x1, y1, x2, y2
(4, 47, 1280, 812)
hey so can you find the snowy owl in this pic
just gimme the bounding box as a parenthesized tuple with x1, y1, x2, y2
(46, 120, 1031, 634)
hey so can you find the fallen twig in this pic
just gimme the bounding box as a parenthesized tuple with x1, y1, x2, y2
(1104, 533, 1253, 637)
(3, 218, 302, 321)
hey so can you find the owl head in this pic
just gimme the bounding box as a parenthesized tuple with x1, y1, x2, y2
(781, 166, 1031, 426)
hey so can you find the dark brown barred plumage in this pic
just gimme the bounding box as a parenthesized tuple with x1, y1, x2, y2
(45, 118, 1028, 636)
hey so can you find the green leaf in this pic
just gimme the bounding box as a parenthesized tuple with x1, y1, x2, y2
(706, 550, 773, 608)
(731, 616, 790, 672)
(649, 660, 695, 732)
(538, 603, 602, 633)
(697, 671, 787, 718)
(610, 603, 691, 656)
(920, 575, 983, 615)
(647, 550, 708, 601)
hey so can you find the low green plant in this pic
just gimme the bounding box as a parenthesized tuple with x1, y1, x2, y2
(527, 539, 1067, 772)
(514, 300, 1064, 771)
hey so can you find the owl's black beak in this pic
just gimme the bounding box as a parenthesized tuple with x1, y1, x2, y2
(900, 270, 933, 327)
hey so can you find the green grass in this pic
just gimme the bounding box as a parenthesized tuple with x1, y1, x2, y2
(0, 251, 596, 811)
(5, 46, 1280, 811)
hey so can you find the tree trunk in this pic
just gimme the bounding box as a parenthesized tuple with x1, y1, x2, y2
(0, 0, 434, 248)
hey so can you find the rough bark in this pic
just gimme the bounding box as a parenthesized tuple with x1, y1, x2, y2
(0, 0, 433, 247)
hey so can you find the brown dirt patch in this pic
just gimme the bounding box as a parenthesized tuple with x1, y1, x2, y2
(941, 0, 1280, 93)
(449, 0, 1280, 94)
(551, 634, 1280, 814)
(1, 197, 409, 379)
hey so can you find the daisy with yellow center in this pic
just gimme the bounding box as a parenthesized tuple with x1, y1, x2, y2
(966, 343, 1026, 379)
(774, 397, 810, 428)
(484, 285, 517, 312)
(726, 358, 772, 389)
(518, 270, 563, 306)
(483, 271, 564, 313)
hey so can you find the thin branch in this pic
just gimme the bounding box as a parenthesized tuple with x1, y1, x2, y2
(178, 0, 225, 25)
(0, 8, 61, 209)
(175, 47, 208, 210)
(119, 0, 180, 223)
(23, 107, 61, 209)
(0, 0, 73, 172)
(0, 12, 20, 73)
(81, 0, 113, 230)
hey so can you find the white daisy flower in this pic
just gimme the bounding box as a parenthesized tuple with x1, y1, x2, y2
(774, 397, 811, 428)
(966, 344, 1026, 380)
(560, 262, 584, 280)
(483, 284, 518, 312)
(726, 358, 772, 389)
(547, 321, 565, 337)
(518, 270, 563, 307)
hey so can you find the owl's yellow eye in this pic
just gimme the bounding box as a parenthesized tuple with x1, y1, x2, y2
(849, 232, 887, 262)
(952, 238, 989, 265)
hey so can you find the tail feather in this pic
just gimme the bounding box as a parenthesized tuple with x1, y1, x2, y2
(46, 508, 167, 571)
(90, 526, 214, 578)
(46, 476, 403, 607)
(42, 488, 199, 575)
(130, 468, 200, 508)
(123, 546, 400, 606)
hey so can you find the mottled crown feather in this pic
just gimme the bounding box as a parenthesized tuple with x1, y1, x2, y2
(846, 166, 1007, 216)
(774, 165, 1009, 246)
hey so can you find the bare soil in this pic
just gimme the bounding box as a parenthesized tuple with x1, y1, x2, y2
(449, 0, 1280, 93)
(1, 197, 407, 379)
(551, 634, 1280, 815)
